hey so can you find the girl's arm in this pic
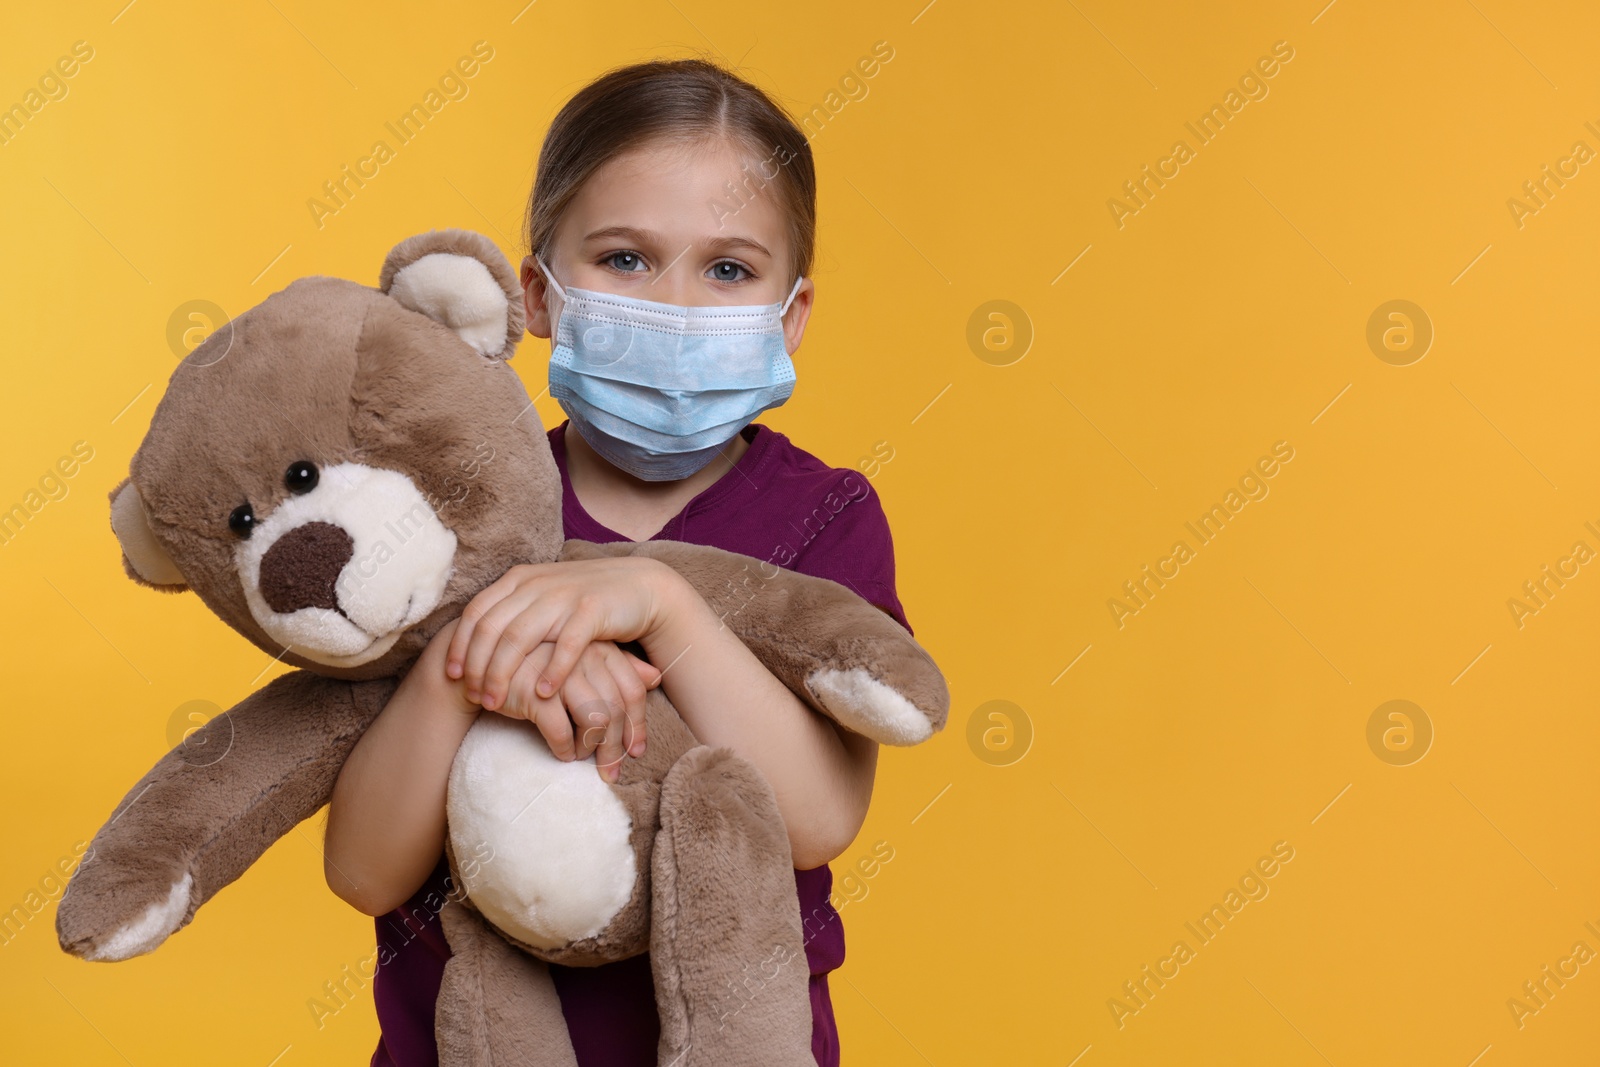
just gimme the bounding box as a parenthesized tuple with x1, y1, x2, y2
(640, 565, 879, 870)
(323, 618, 480, 916)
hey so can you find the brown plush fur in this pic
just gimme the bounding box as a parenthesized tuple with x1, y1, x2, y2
(116, 268, 565, 681)
(437, 897, 579, 1067)
(650, 746, 815, 1065)
(57, 229, 948, 1066)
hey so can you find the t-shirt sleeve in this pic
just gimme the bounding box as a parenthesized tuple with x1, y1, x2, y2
(786, 471, 913, 636)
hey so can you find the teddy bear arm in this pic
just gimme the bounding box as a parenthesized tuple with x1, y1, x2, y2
(57, 670, 385, 962)
(559, 538, 950, 746)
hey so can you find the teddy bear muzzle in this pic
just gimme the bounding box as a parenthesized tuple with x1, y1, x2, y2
(235, 461, 458, 667)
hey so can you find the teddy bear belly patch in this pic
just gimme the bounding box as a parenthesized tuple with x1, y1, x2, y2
(445, 713, 637, 951)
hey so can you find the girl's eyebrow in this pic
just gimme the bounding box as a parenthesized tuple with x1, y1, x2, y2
(582, 225, 772, 259)
(705, 234, 773, 259)
(582, 224, 660, 245)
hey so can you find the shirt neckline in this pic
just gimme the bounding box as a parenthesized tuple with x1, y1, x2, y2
(551, 419, 777, 542)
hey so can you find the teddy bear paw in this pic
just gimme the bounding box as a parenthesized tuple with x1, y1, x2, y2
(58, 871, 193, 962)
(805, 667, 936, 746)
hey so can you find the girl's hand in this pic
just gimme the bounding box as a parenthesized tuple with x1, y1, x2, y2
(446, 556, 673, 709)
(494, 639, 660, 782)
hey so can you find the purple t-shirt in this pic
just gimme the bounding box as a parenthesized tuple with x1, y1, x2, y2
(370, 420, 912, 1067)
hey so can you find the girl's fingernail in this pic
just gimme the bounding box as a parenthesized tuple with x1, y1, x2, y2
(538, 681, 555, 698)
(446, 662, 461, 678)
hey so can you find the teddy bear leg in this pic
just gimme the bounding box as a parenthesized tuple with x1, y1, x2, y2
(437, 897, 579, 1067)
(650, 745, 815, 1067)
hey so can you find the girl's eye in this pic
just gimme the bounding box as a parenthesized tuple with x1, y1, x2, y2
(603, 251, 646, 273)
(707, 260, 751, 283)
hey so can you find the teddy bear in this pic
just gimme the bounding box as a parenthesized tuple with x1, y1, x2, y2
(54, 228, 949, 1067)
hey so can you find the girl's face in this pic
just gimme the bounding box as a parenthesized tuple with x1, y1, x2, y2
(521, 137, 814, 356)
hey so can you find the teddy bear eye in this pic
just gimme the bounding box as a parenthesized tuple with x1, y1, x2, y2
(228, 503, 256, 539)
(284, 460, 319, 494)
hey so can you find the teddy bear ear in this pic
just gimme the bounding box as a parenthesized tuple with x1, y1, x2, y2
(109, 477, 187, 592)
(379, 229, 525, 360)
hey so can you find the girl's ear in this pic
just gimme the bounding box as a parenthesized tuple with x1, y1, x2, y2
(520, 255, 554, 340)
(781, 277, 814, 357)
(379, 229, 526, 360)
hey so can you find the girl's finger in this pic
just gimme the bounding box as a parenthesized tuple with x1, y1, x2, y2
(627, 651, 662, 689)
(447, 579, 517, 678)
(561, 668, 606, 761)
(591, 683, 627, 784)
(463, 590, 550, 703)
(581, 653, 628, 758)
(456, 593, 519, 699)
(534, 601, 602, 700)
(508, 653, 575, 760)
(532, 692, 577, 762)
(499, 642, 550, 714)
(480, 599, 566, 711)
(604, 644, 649, 758)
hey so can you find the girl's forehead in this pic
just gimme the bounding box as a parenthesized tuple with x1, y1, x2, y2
(559, 139, 790, 257)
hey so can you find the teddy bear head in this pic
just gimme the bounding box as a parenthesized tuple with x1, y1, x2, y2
(109, 230, 563, 681)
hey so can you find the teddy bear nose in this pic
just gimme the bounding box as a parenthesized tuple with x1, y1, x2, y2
(259, 521, 355, 614)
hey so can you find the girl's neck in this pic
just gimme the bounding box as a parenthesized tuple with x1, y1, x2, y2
(563, 422, 751, 542)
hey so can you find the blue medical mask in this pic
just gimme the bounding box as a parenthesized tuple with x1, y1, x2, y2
(536, 256, 804, 481)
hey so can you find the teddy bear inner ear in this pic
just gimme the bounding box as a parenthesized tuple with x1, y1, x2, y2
(379, 229, 525, 360)
(109, 478, 188, 592)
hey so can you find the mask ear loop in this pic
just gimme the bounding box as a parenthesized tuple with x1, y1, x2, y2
(534, 256, 567, 300)
(779, 274, 805, 316)
(535, 256, 567, 338)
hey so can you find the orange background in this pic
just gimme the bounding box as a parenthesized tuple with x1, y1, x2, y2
(3, 1, 1598, 1064)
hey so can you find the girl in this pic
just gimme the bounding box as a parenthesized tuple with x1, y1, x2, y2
(324, 57, 916, 1067)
